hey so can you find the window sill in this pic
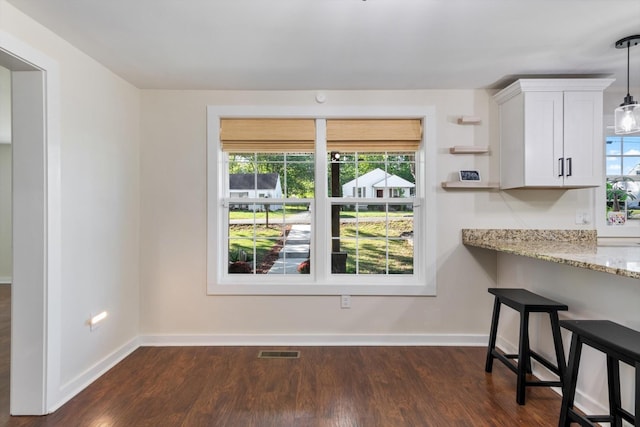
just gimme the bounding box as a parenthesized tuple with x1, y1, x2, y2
(207, 282, 436, 296)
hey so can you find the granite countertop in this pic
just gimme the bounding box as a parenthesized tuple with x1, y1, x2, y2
(462, 229, 640, 280)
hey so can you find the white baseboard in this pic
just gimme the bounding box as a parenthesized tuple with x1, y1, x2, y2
(0, 276, 11, 284)
(48, 336, 140, 413)
(139, 333, 489, 347)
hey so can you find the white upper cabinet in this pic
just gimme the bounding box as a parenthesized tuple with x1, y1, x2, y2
(495, 79, 613, 189)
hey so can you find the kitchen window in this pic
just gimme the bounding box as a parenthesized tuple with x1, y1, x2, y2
(206, 106, 436, 295)
(599, 134, 640, 235)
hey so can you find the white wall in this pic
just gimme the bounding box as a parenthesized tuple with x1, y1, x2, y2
(0, 143, 10, 283)
(0, 2, 140, 410)
(0, 64, 9, 144)
(0, 66, 10, 283)
(139, 89, 595, 342)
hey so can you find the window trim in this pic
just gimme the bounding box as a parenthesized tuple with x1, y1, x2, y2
(207, 105, 437, 295)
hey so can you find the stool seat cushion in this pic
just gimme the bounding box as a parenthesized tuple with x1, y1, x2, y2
(559, 320, 640, 363)
(489, 288, 568, 312)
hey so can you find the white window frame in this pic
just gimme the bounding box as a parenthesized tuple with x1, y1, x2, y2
(597, 132, 640, 237)
(207, 105, 437, 295)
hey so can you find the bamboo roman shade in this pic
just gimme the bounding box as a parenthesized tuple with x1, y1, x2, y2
(326, 119, 422, 152)
(220, 118, 422, 152)
(220, 118, 315, 152)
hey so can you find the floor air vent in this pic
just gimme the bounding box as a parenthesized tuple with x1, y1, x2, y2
(258, 350, 300, 359)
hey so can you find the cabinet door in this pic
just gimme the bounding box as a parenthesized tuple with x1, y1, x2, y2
(524, 92, 564, 187)
(563, 91, 602, 187)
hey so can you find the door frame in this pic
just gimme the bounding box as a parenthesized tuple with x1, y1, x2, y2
(0, 31, 61, 415)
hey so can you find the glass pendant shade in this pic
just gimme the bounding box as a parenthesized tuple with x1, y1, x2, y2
(614, 102, 640, 134)
(615, 36, 640, 134)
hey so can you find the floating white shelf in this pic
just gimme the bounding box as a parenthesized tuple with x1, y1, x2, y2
(441, 181, 500, 189)
(449, 146, 490, 154)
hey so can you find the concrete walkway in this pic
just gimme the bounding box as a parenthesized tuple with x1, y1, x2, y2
(268, 224, 310, 274)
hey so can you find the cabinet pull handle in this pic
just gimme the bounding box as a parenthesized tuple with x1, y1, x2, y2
(566, 158, 572, 177)
(558, 158, 564, 177)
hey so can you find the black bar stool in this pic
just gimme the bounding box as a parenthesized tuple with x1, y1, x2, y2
(558, 320, 640, 427)
(485, 288, 568, 405)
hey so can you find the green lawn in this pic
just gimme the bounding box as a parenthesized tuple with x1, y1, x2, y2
(229, 205, 308, 220)
(628, 209, 640, 219)
(228, 224, 284, 271)
(338, 211, 413, 219)
(229, 207, 412, 221)
(338, 220, 413, 274)
(228, 219, 413, 275)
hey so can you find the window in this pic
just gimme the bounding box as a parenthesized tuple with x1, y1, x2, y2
(226, 153, 314, 273)
(601, 135, 640, 232)
(207, 106, 436, 295)
(328, 152, 416, 275)
(354, 187, 366, 198)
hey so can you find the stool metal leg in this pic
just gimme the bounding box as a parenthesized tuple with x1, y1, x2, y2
(607, 355, 622, 427)
(485, 297, 501, 373)
(516, 310, 530, 405)
(559, 333, 582, 427)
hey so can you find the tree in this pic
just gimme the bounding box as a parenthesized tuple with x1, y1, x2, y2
(264, 195, 270, 227)
(228, 153, 315, 198)
(607, 179, 637, 212)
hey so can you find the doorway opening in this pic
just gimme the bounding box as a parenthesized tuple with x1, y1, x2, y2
(0, 35, 61, 416)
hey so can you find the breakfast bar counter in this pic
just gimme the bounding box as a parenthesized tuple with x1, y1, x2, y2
(462, 229, 640, 280)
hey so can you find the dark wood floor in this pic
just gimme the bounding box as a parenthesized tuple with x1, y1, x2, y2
(0, 289, 564, 426)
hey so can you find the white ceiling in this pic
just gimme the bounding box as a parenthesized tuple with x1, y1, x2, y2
(6, 0, 640, 91)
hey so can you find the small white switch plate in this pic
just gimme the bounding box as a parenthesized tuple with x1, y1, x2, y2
(340, 295, 351, 309)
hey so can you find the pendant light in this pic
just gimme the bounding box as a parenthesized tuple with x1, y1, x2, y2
(614, 35, 640, 134)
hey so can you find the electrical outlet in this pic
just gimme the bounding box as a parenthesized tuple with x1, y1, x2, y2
(575, 210, 590, 225)
(340, 295, 351, 309)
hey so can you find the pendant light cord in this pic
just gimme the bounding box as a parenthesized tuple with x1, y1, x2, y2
(627, 41, 631, 98)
